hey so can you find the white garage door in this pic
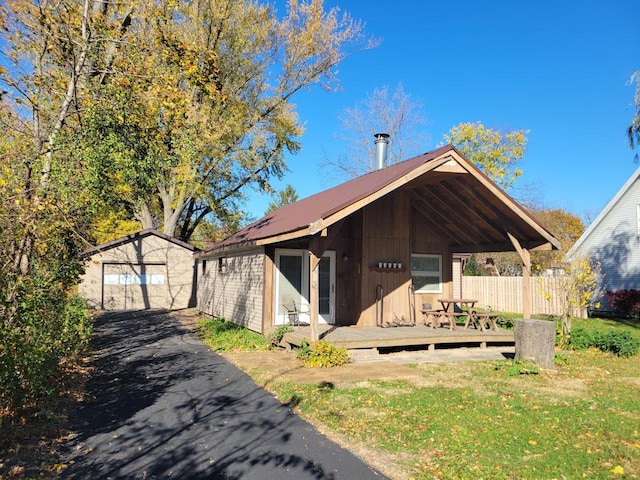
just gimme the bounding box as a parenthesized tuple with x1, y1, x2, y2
(102, 264, 169, 310)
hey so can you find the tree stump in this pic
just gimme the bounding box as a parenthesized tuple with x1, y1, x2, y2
(514, 319, 556, 369)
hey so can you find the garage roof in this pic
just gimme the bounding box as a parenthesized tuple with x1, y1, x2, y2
(84, 228, 198, 256)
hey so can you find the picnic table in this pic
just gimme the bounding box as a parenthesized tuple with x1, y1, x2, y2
(421, 299, 499, 331)
(437, 298, 478, 330)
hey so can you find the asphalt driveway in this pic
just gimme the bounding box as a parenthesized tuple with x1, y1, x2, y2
(60, 311, 387, 479)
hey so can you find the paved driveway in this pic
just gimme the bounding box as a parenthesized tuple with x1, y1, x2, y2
(61, 311, 387, 479)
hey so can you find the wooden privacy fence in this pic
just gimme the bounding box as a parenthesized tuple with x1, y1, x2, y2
(462, 276, 585, 318)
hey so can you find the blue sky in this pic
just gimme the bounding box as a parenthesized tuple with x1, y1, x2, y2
(246, 0, 640, 224)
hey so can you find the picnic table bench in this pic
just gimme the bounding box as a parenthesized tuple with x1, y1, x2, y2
(467, 310, 500, 331)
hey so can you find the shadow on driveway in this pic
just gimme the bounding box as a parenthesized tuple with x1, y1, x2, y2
(60, 311, 386, 479)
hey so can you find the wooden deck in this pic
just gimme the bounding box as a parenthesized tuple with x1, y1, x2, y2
(281, 324, 515, 352)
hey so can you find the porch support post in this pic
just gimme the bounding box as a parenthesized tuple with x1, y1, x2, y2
(508, 232, 532, 319)
(309, 235, 325, 342)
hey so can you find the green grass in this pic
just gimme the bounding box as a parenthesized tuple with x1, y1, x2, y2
(572, 316, 640, 335)
(270, 350, 639, 479)
(197, 314, 640, 477)
(263, 316, 640, 479)
(197, 317, 270, 351)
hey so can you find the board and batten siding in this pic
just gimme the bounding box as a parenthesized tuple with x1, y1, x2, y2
(198, 249, 265, 333)
(462, 276, 585, 317)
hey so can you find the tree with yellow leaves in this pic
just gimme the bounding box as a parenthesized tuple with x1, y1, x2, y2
(545, 257, 601, 343)
(444, 121, 528, 190)
(78, 0, 374, 241)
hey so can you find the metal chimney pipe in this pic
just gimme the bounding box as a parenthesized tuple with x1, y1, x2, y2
(374, 133, 390, 170)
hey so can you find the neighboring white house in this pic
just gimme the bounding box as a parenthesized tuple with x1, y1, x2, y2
(567, 165, 640, 314)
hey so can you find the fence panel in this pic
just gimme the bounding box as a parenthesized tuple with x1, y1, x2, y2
(462, 276, 575, 317)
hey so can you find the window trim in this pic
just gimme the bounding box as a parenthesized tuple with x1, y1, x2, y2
(411, 253, 443, 293)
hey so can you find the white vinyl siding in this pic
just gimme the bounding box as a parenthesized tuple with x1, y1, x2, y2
(569, 174, 640, 311)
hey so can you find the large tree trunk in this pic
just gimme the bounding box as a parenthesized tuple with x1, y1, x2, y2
(158, 184, 188, 238)
(135, 203, 155, 230)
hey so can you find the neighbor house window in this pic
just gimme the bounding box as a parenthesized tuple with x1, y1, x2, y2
(411, 254, 442, 293)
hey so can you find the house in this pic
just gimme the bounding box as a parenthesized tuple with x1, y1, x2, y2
(80, 229, 198, 310)
(195, 144, 560, 336)
(566, 165, 640, 314)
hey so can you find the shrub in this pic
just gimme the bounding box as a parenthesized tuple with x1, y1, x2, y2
(299, 340, 350, 368)
(593, 331, 640, 358)
(568, 327, 593, 351)
(0, 293, 92, 409)
(296, 338, 312, 361)
(569, 326, 640, 358)
(606, 289, 640, 320)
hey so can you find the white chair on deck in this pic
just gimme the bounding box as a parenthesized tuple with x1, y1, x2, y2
(282, 294, 309, 326)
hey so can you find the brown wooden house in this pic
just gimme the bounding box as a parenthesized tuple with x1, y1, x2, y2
(195, 145, 559, 337)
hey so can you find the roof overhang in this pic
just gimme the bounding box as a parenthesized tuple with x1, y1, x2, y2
(199, 146, 560, 258)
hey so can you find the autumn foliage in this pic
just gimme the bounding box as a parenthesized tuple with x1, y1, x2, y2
(607, 289, 640, 321)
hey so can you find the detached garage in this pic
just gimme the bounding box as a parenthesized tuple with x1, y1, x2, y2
(79, 229, 198, 311)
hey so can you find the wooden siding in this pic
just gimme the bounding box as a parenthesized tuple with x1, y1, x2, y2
(198, 250, 265, 332)
(462, 276, 586, 317)
(453, 258, 462, 298)
(411, 206, 451, 311)
(360, 192, 412, 326)
(358, 192, 451, 326)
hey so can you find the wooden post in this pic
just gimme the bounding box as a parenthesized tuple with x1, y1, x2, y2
(309, 234, 327, 343)
(522, 252, 531, 319)
(507, 233, 532, 319)
(309, 249, 320, 342)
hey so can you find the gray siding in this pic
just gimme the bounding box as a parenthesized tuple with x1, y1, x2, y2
(198, 249, 265, 333)
(573, 175, 640, 311)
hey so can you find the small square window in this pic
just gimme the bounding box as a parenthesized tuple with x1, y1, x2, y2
(411, 254, 442, 293)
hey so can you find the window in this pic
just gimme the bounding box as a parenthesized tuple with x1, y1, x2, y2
(411, 254, 442, 293)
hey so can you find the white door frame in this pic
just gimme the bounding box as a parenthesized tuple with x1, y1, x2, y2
(274, 249, 335, 326)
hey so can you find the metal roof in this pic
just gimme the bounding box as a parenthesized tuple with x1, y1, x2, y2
(199, 145, 560, 256)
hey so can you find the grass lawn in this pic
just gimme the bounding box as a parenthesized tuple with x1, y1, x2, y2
(205, 315, 639, 480)
(269, 350, 639, 479)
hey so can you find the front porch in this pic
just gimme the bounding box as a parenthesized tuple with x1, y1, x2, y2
(281, 323, 515, 352)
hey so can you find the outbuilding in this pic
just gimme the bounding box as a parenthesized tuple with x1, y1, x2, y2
(80, 229, 198, 310)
